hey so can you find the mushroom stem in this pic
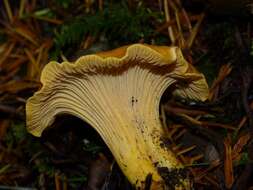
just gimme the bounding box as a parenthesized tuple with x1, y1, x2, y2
(26, 44, 208, 189)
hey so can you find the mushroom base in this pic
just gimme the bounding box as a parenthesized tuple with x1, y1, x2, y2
(110, 126, 191, 190)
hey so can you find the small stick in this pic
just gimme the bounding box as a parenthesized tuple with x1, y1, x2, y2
(168, 0, 185, 47)
(176, 145, 196, 156)
(155, 20, 176, 34)
(0, 185, 37, 190)
(164, 104, 208, 116)
(0, 42, 15, 66)
(3, 0, 13, 22)
(235, 116, 247, 134)
(99, 0, 103, 11)
(55, 172, 61, 190)
(181, 8, 192, 32)
(19, 0, 26, 18)
(63, 175, 67, 190)
(163, 0, 175, 44)
(188, 154, 204, 165)
(0, 104, 18, 116)
(224, 136, 234, 189)
(32, 16, 63, 25)
(187, 13, 205, 49)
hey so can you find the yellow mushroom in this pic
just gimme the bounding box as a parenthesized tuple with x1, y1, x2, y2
(26, 44, 209, 189)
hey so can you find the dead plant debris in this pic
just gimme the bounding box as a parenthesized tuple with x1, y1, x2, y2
(0, 0, 253, 189)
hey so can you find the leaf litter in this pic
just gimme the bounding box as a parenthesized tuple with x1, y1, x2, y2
(0, 0, 253, 189)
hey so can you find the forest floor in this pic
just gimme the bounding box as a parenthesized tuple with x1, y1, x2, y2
(0, 0, 253, 190)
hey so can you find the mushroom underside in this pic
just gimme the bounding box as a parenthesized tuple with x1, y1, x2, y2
(26, 44, 208, 189)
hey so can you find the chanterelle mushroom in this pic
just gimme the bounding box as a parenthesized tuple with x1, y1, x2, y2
(26, 44, 208, 189)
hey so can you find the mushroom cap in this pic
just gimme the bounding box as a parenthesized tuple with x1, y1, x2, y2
(26, 44, 208, 189)
(26, 44, 208, 136)
(95, 44, 209, 101)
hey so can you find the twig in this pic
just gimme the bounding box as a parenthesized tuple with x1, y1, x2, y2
(164, 104, 208, 116)
(181, 8, 192, 32)
(3, 0, 13, 23)
(0, 164, 10, 174)
(188, 154, 204, 165)
(99, 0, 103, 11)
(25, 48, 40, 78)
(158, 0, 162, 11)
(176, 145, 196, 156)
(235, 116, 247, 134)
(0, 104, 19, 116)
(0, 186, 37, 190)
(19, 0, 27, 18)
(204, 175, 220, 188)
(224, 136, 234, 189)
(186, 13, 205, 49)
(63, 175, 67, 190)
(155, 20, 176, 34)
(209, 63, 233, 101)
(0, 42, 15, 67)
(177, 115, 225, 154)
(175, 113, 236, 130)
(168, 0, 185, 47)
(195, 159, 221, 181)
(55, 172, 61, 190)
(163, 0, 175, 44)
(32, 16, 63, 25)
(233, 26, 253, 190)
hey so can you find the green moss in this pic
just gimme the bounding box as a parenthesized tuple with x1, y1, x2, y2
(54, 0, 73, 8)
(52, 2, 164, 59)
